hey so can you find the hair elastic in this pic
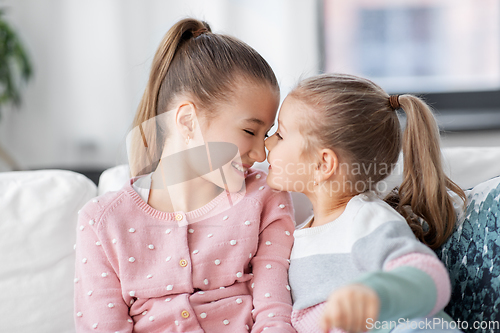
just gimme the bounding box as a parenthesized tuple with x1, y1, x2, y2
(192, 28, 208, 38)
(389, 95, 400, 110)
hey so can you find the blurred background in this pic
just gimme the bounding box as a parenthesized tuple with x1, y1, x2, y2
(0, 0, 499, 183)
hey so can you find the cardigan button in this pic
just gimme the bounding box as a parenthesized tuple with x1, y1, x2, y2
(175, 214, 183, 221)
(179, 259, 188, 267)
(181, 310, 190, 319)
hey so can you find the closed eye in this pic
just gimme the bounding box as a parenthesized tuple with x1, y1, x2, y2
(244, 129, 255, 136)
(276, 132, 283, 140)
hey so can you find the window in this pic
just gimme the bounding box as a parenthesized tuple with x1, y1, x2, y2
(322, 0, 500, 130)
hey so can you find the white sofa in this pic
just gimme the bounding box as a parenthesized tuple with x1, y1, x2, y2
(1, 147, 500, 333)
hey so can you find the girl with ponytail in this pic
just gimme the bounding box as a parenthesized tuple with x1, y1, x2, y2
(75, 18, 295, 332)
(265, 73, 465, 332)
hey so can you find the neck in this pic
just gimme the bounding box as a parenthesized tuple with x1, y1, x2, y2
(147, 159, 224, 213)
(304, 185, 354, 228)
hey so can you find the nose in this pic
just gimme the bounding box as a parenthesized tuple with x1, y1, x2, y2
(264, 134, 276, 152)
(249, 138, 267, 163)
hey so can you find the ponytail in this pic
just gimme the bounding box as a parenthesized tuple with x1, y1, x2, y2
(386, 95, 466, 249)
(128, 18, 278, 177)
(290, 73, 465, 250)
(129, 19, 210, 177)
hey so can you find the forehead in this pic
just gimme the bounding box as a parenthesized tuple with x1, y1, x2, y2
(278, 96, 310, 124)
(213, 80, 279, 124)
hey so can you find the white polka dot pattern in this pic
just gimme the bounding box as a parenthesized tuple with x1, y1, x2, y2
(73, 172, 296, 332)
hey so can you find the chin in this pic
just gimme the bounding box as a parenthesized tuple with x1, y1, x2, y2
(219, 164, 247, 193)
(266, 174, 285, 191)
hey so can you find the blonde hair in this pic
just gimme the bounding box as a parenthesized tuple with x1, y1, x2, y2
(291, 73, 465, 249)
(130, 18, 278, 177)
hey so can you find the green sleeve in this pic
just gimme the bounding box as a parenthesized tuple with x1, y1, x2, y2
(355, 266, 437, 324)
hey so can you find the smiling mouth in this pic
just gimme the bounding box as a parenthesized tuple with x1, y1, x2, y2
(231, 161, 245, 173)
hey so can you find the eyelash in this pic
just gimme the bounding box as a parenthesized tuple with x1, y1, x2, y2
(276, 132, 283, 140)
(244, 129, 276, 140)
(244, 129, 255, 136)
(245, 129, 273, 138)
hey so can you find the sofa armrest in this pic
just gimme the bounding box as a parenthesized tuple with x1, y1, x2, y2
(0, 170, 97, 333)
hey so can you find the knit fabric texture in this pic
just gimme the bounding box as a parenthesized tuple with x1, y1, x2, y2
(74, 169, 295, 333)
(289, 192, 451, 333)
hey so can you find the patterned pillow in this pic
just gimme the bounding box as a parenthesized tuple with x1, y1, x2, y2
(435, 176, 500, 331)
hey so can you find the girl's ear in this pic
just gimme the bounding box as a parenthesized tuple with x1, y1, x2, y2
(317, 148, 339, 181)
(175, 102, 198, 140)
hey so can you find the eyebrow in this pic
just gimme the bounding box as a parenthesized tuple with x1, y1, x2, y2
(244, 118, 265, 126)
(278, 120, 287, 133)
(244, 118, 275, 132)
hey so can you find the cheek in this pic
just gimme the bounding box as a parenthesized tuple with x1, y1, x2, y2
(232, 137, 254, 155)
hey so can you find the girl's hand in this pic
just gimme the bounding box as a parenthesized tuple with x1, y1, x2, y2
(319, 284, 380, 333)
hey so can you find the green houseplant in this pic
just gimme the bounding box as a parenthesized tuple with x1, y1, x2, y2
(0, 9, 32, 170)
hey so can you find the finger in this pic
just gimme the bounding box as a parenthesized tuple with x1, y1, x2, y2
(319, 299, 333, 332)
(337, 294, 353, 332)
(324, 295, 344, 331)
(351, 289, 366, 333)
(364, 293, 380, 332)
(319, 310, 330, 333)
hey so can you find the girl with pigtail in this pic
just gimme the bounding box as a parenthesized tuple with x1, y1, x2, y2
(265, 73, 465, 333)
(75, 18, 296, 332)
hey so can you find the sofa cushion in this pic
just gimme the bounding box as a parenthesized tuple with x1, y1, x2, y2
(435, 176, 500, 330)
(0, 170, 97, 333)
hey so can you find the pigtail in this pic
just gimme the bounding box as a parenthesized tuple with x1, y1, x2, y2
(129, 19, 210, 177)
(389, 95, 466, 249)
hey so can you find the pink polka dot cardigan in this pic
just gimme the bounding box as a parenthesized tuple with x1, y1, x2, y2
(74, 169, 296, 333)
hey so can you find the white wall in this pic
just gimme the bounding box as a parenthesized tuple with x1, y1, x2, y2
(0, 0, 320, 171)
